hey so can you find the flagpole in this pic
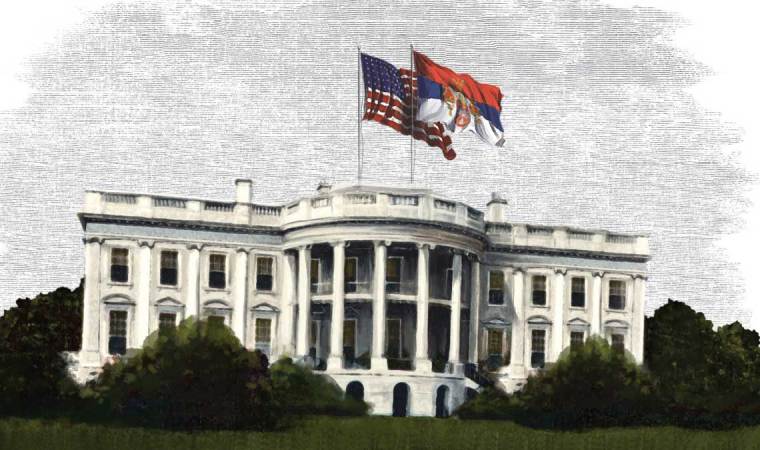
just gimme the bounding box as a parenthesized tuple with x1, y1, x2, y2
(410, 44, 415, 186)
(357, 46, 362, 185)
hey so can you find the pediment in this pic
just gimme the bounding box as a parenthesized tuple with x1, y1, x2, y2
(526, 315, 552, 325)
(604, 319, 630, 329)
(251, 302, 279, 313)
(102, 294, 135, 305)
(155, 296, 183, 307)
(481, 318, 511, 328)
(203, 299, 231, 309)
(566, 317, 590, 327)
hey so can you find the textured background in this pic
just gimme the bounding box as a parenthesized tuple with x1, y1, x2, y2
(0, 1, 756, 326)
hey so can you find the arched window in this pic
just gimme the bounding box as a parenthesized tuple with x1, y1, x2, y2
(392, 383, 410, 417)
(346, 381, 364, 402)
(435, 385, 450, 418)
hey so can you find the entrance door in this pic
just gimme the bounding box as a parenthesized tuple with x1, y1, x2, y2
(392, 383, 410, 417)
(435, 385, 449, 418)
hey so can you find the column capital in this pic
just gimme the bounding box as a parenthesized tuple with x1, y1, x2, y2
(554, 268, 567, 275)
(235, 247, 250, 254)
(187, 243, 205, 251)
(83, 236, 104, 245)
(137, 240, 155, 249)
(330, 240, 346, 248)
(467, 252, 480, 262)
(415, 242, 430, 250)
(592, 271, 605, 278)
(373, 240, 391, 248)
(632, 274, 648, 280)
(511, 267, 525, 275)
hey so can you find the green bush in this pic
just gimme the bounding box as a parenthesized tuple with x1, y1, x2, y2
(82, 318, 278, 430)
(0, 283, 83, 415)
(270, 358, 368, 417)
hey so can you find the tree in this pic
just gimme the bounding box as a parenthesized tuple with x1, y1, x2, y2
(0, 281, 83, 415)
(83, 318, 278, 430)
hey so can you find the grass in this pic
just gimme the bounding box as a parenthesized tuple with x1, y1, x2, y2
(2, 416, 760, 450)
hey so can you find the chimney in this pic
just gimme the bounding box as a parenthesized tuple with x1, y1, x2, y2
(486, 192, 508, 222)
(235, 179, 252, 203)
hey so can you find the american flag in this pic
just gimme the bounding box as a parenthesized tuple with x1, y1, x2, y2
(360, 53, 456, 160)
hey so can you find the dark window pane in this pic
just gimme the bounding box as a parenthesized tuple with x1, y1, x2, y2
(159, 313, 176, 331)
(209, 271, 226, 289)
(108, 310, 127, 355)
(611, 334, 625, 352)
(531, 351, 545, 368)
(488, 290, 504, 305)
(531, 329, 546, 368)
(108, 336, 126, 355)
(111, 265, 128, 283)
(532, 290, 546, 306)
(257, 274, 273, 291)
(160, 268, 178, 286)
(570, 331, 584, 348)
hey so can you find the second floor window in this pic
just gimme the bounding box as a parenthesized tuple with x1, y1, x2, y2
(110, 248, 129, 283)
(208, 254, 226, 289)
(532, 275, 547, 306)
(345, 257, 358, 293)
(609, 280, 626, 310)
(488, 271, 504, 305)
(386, 256, 402, 294)
(531, 329, 546, 368)
(160, 251, 178, 286)
(571, 277, 585, 307)
(256, 257, 274, 291)
(310, 259, 321, 294)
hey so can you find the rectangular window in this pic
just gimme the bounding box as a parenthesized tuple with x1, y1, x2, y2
(255, 318, 272, 357)
(532, 275, 547, 306)
(108, 310, 128, 355)
(571, 277, 585, 308)
(487, 329, 503, 356)
(343, 319, 357, 362)
(310, 259, 321, 294)
(208, 254, 226, 289)
(207, 315, 226, 327)
(158, 312, 177, 331)
(309, 319, 320, 361)
(256, 256, 274, 291)
(386, 256, 402, 294)
(445, 268, 454, 299)
(110, 248, 129, 283)
(609, 280, 626, 310)
(531, 329, 546, 368)
(386, 318, 402, 358)
(611, 333, 625, 353)
(345, 257, 358, 293)
(160, 251, 178, 286)
(570, 331, 585, 348)
(488, 271, 505, 305)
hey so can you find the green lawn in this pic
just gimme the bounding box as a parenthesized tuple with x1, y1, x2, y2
(2, 416, 760, 450)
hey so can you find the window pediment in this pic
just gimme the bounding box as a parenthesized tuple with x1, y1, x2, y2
(526, 315, 551, 325)
(155, 296, 182, 307)
(203, 299, 231, 310)
(102, 294, 135, 305)
(604, 319, 630, 329)
(251, 302, 279, 313)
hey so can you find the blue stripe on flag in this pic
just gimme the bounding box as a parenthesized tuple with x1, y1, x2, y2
(417, 75, 503, 132)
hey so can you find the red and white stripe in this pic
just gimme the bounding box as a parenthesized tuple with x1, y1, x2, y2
(363, 69, 456, 160)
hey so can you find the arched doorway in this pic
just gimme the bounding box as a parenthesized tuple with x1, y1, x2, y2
(435, 385, 449, 418)
(346, 381, 364, 402)
(392, 383, 410, 417)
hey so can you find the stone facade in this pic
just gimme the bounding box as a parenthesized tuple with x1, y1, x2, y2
(76, 180, 649, 416)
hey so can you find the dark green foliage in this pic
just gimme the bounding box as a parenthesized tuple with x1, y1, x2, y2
(514, 337, 657, 427)
(83, 318, 278, 430)
(0, 281, 83, 415)
(270, 357, 368, 417)
(458, 337, 656, 428)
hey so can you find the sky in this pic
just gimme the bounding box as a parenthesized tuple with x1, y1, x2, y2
(0, 0, 758, 328)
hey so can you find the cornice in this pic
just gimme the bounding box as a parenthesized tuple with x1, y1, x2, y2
(79, 213, 281, 236)
(487, 244, 649, 263)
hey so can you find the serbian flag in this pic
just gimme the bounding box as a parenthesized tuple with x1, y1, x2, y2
(361, 53, 456, 159)
(414, 51, 505, 147)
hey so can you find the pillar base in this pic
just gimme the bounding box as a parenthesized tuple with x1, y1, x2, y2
(326, 355, 344, 370)
(446, 361, 464, 376)
(371, 357, 388, 371)
(414, 358, 432, 372)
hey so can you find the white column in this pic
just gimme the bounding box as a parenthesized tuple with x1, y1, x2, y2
(509, 269, 526, 376)
(296, 245, 312, 358)
(278, 252, 297, 356)
(328, 241, 346, 370)
(632, 275, 646, 363)
(448, 253, 463, 371)
(371, 241, 387, 370)
(185, 244, 201, 319)
(468, 257, 481, 364)
(551, 269, 566, 361)
(134, 241, 152, 347)
(231, 248, 249, 343)
(81, 237, 102, 365)
(415, 243, 431, 371)
(590, 272, 603, 335)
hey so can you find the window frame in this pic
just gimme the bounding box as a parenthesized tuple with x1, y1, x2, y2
(531, 274, 547, 307)
(570, 276, 586, 308)
(487, 270, 505, 305)
(208, 253, 227, 290)
(608, 279, 627, 310)
(385, 256, 403, 294)
(344, 256, 359, 293)
(109, 247, 130, 284)
(385, 317, 403, 359)
(158, 312, 178, 331)
(159, 249, 179, 287)
(108, 309, 129, 355)
(570, 330, 585, 348)
(255, 256, 275, 292)
(530, 328, 547, 369)
(310, 258, 322, 294)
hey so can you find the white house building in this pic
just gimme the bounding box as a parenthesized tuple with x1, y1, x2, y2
(75, 179, 648, 417)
